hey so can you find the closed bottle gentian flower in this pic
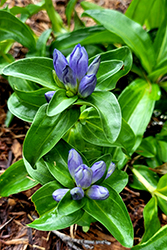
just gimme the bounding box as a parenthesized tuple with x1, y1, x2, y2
(105, 162, 116, 179)
(49, 44, 100, 100)
(68, 149, 83, 179)
(45, 91, 56, 103)
(70, 187, 84, 200)
(52, 188, 69, 202)
(74, 164, 93, 189)
(91, 161, 106, 184)
(86, 185, 109, 200)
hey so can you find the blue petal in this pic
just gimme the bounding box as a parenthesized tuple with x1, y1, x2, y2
(52, 188, 69, 202)
(74, 164, 93, 189)
(87, 55, 101, 75)
(68, 149, 83, 179)
(53, 49, 68, 82)
(70, 187, 84, 200)
(69, 44, 88, 81)
(86, 185, 109, 200)
(91, 161, 106, 184)
(105, 162, 116, 179)
(78, 74, 97, 98)
(62, 65, 77, 92)
(45, 91, 56, 103)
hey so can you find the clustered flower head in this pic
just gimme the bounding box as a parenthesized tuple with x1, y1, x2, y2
(45, 44, 101, 102)
(52, 149, 116, 202)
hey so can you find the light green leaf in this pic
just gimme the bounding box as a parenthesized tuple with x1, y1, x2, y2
(0, 10, 36, 50)
(65, 0, 77, 26)
(82, 9, 155, 73)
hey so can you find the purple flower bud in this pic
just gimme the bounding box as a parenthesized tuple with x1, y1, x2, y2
(45, 91, 56, 103)
(87, 55, 101, 75)
(91, 161, 106, 184)
(105, 162, 116, 179)
(62, 65, 77, 92)
(68, 149, 83, 179)
(69, 44, 88, 81)
(78, 74, 97, 98)
(52, 188, 69, 202)
(74, 164, 93, 189)
(86, 185, 109, 200)
(53, 49, 68, 82)
(70, 187, 84, 200)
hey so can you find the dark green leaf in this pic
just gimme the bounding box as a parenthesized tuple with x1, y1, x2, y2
(157, 140, 167, 162)
(0, 54, 14, 74)
(29, 208, 84, 231)
(0, 10, 36, 50)
(0, 159, 38, 197)
(57, 191, 86, 215)
(23, 104, 80, 169)
(65, 0, 77, 26)
(84, 186, 133, 248)
(82, 9, 155, 73)
(136, 136, 157, 158)
(3, 57, 56, 89)
(32, 181, 63, 215)
(8, 76, 40, 91)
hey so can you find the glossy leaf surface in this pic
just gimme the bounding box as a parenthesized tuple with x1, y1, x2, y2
(3, 57, 56, 89)
(0, 10, 36, 50)
(32, 181, 63, 215)
(0, 159, 38, 197)
(83, 9, 155, 73)
(84, 186, 133, 247)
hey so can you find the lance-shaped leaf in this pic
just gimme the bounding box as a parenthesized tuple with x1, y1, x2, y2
(0, 159, 38, 197)
(82, 9, 155, 73)
(23, 104, 80, 170)
(3, 57, 56, 89)
(76, 91, 121, 144)
(84, 186, 134, 247)
(8, 93, 39, 123)
(141, 196, 161, 243)
(0, 10, 36, 50)
(132, 225, 167, 250)
(29, 207, 84, 231)
(32, 181, 63, 216)
(118, 79, 161, 151)
(47, 89, 78, 116)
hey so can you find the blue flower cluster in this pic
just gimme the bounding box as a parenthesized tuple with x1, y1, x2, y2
(52, 149, 116, 202)
(45, 44, 100, 101)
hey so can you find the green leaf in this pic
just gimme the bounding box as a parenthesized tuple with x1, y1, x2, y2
(8, 76, 40, 91)
(7, 93, 39, 122)
(95, 47, 132, 91)
(148, 59, 167, 82)
(82, 9, 155, 73)
(118, 79, 161, 150)
(32, 181, 63, 215)
(50, 25, 124, 52)
(0, 159, 38, 197)
(84, 186, 133, 248)
(130, 165, 159, 191)
(125, 0, 155, 26)
(57, 191, 86, 215)
(78, 91, 122, 144)
(65, 0, 77, 26)
(23, 104, 80, 169)
(3, 57, 56, 89)
(103, 168, 128, 193)
(136, 136, 157, 158)
(47, 89, 78, 116)
(81, 1, 103, 11)
(0, 10, 36, 50)
(29, 208, 84, 231)
(157, 140, 167, 162)
(0, 54, 14, 74)
(0, 0, 7, 7)
(141, 196, 161, 243)
(132, 225, 167, 250)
